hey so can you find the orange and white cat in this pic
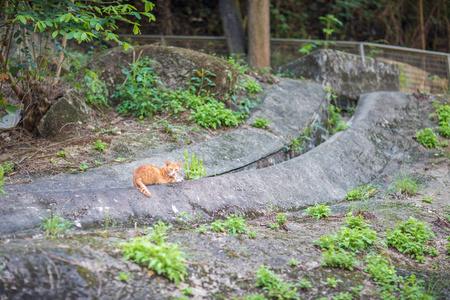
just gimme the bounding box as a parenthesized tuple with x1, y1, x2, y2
(133, 160, 183, 197)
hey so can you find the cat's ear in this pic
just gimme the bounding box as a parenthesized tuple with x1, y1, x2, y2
(166, 160, 170, 166)
(178, 161, 183, 167)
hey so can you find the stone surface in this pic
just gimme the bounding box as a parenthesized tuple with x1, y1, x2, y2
(89, 45, 239, 106)
(0, 109, 21, 129)
(279, 49, 400, 99)
(37, 89, 92, 138)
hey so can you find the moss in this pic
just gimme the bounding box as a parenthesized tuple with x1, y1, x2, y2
(77, 266, 99, 286)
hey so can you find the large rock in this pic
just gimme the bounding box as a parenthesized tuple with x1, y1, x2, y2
(89, 45, 239, 106)
(37, 89, 91, 138)
(279, 49, 400, 99)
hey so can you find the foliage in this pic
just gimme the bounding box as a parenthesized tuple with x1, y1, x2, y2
(1, 162, 15, 174)
(392, 172, 419, 196)
(252, 116, 272, 129)
(302, 204, 331, 220)
(248, 229, 257, 239)
(319, 14, 343, 48)
(78, 162, 90, 172)
(0, 0, 155, 130)
(415, 128, 439, 149)
(225, 215, 247, 235)
(275, 213, 287, 226)
(84, 70, 109, 109)
(39, 211, 73, 239)
(189, 99, 246, 129)
(183, 150, 206, 180)
(334, 122, 351, 133)
(332, 292, 353, 300)
(243, 79, 263, 95)
(399, 274, 433, 300)
(297, 278, 312, 289)
(181, 286, 194, 296)
(92, 140, 107, 152)
(227, 55, 249, 75)
(447, 236, 450, 256)
(345, 184, 379, 201)
(327, 104, 349, 134)
(195, 224, 207, 234)
(364, 254, 399, 287)
(189, 69, 216, 96)
(324, 277, 342, 288)
(288, 137, 303, 153)
(0, 166, 6, 195)
(344, 212, 370, 229)
(149, 221, 172, 245)
(56, 150, 67, 158)
(119, 236, 187, 285)
(386, 217, 435, 262)
(288, 259, 298, 266)
(255, 265, 299, 299)
(118, 272, 131, 282)
(210, 220, 226, 233)
(321, 247, 358, 270)
(422, 196, 434, 204)
(317, 227, 377, 253)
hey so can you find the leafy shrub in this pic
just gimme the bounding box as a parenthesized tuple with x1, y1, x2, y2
(441, 139, 449, 147)
(183, 150, 206, 180)
(252, 116, 272, 129)
(119, 237, 187, 285)
(1, 161, 14, 174)
(92, 140, 107, 152)
(225, 214, 247, 235)
(415, 128, 439, 149)
(386, 217, 435, 262)
(345, 184, 379, 201)
(302, 204, 331, 220)
(393, 172, 419, 196)
(432, 103, 450, 124)
(321, 247, 358, 270)
(422, 196, 434, 203)
(210, 220, 226, 233)
(334, 227, 377, 252)
(325, 277, 342, 288)
(84, 69, 109, 109)
(297, 278, 312, 289)
(243, 79, 263, 95)
(344, 212, 370, 229)
(56, 150, 67, 158)
(227, 55, 249, 75)
(189, 99, 246, 129)
(275, 213, 287, 226)
(288, 258, 298, 266)
(365, 253, 398, 287)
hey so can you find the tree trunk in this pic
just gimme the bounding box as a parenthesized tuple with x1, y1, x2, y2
(219, 0, 246, 55)
(247, 0, 271, 71)
(158, 0, 173, 35)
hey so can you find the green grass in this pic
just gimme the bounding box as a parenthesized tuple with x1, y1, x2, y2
(39, 211, 74, 239)
(392, 172, 420, 196)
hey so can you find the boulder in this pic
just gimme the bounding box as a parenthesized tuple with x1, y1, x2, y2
(37, 89, 91, 138)
(279, 49, 400, 99)
(88, 45, 239, 106)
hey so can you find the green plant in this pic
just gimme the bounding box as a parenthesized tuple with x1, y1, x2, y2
(324, 277, 342, 288)
(118, 272, 132, 282)
(364, 253, 398, 288)
(183, 150, 206, 180)
(321, 247, 358, 270)
(422, 196, 434, 203)
(243, 79, 263, 95)
(446, 236, 450, 256)
(189, 69, 216, 96)
(181, 286, 194, 296)
(316, 227, 377, 252)
(255, 265, 299, 299)
(345, 184, 379, 201)
(297, 278, 312, 289)
(252, 116, 272, 129)
(248, 229, 257, 239)
(227, 55, 249, 75)
(84, 69, 109, 109)
(288, 259, 298, 266)
(149, 221, 172, 245)
(288, 137, 303, 153)
(299, 43, 318, 55)
(332, 292, 353, 300)
(119, 236, 187, 285)
(441, 140, 449, 147)
(210, 220, 226, 233)
(92, 140, 107, 152)
(196, 224, 207, 234)
(189, 98, 246, 129)
(79, 162, 90, 172)
(344, 212, 370, 229)
(392, 172, 419, 196)
(0, 166, 6, 195)
(302, 204, 331, 220)
(400, 274, 434, 300)
(386, 217, 435, 262)
(39, 211, 73, 239)
(275, 213, 287, 226)
(319, 14, 343, 48)
(1, 162, 14, 174)
(269, 223, 280, 230)
(334, 122, 351, 133)
(56, 150, 67, 158)
(415, 128, 439, 149)
(225, 214, 247, 235)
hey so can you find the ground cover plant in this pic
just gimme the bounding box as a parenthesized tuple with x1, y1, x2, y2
(183, 150, 206, 180)
(302, 204, 331, 220)
(39, 211, 74, 239)
(415, 128, 439, 149)
(392, 172, 420, 196)
(254, 265, 299, 299)
(252, 116, 272, 129)
(345, 184, 379, 201)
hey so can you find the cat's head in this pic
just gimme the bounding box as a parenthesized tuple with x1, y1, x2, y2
(166, 160, 182, 177)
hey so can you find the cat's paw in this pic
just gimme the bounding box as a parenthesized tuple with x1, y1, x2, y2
(176, 177, 184, 182)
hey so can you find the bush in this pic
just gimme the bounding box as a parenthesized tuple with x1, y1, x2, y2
(252, 116, 272, 129)
(415, 128, 439, 149)
(321, 247, 358, 270)
(302, 204, 331, 220)
(84, 69, 109, 109)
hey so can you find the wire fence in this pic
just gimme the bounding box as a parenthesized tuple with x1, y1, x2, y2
(120, 35, 450, 94)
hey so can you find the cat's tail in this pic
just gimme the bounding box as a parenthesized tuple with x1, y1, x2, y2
(133, 177, 151, 197)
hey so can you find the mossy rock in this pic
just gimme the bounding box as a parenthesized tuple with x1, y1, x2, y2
(88, 45, 239, 106)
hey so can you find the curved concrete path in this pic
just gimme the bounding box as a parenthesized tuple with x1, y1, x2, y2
(0, 82, 415, 236)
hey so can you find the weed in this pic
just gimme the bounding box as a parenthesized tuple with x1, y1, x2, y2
(189, 69, 216, 96)
(92, 140, 107, 152)
(297, 278, 312, 289)
(422, 196, 434, 203)
(1, 161, 14, 174)
(415, 128, 439, 149)
(269, 223, 280, 230)
(332, 292, 352, 300)
(439, 123, 450, 138)
(302, 204, 331, 220)
(242, 294, 266, 300)
(334, 122, 351, 133)
(275, 213, 287, 226)
(344, 212, 370, 229)
(321, 247, 358, 270)
(189, 99, 246, 129)
(149, 221, 172, 245)
(210, 220, 226, 233)
(288, 137, 303, 153)
(255, 265, 299, 299)
(399, 274, 434, 300)
(227, 55, 249, 75)
(350, 285, 364, 298)
(225, 214, 247, 235)
(252, 116, 272, 129)
(79, 162, 90, 172)
(248, 229, 257, 239)
(84, 69, 109, 109)
(316, 227, 377, 252)
(39, 211, 74, 239)
(324, 277, 342, 288)
(446, 236, 450, 256)
(392, 172, 419, 196)
(386, 217, 435, 262)
(118, 272, 131, 282)
(56, 150, 67, 158)
(183, 150, 206, 180)
(196, 224, 207, 234)
(288, 259, 298, 266)
(243, 79, 263, 95)
(345, 184, 379, 201)
(365, 253, 398, 288)
(119, 236, 187, 285)
(181, 286, 194, 296)
(0, 166, 6, 195)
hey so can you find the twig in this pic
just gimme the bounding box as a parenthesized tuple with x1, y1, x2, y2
(14, 156, 31, 182)
(59, 122, 80, 132)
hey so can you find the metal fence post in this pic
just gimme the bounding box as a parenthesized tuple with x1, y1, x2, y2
(160, 35, 166, 46)
(359, 43, 365, 67)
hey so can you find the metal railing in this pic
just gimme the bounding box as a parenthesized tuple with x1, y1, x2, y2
(120, 34, 450, 94)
